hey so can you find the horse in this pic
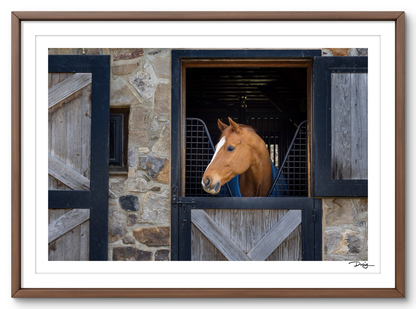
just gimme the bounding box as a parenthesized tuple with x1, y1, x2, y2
(202, 117, 278, 197)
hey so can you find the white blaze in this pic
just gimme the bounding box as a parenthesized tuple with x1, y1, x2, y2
(205, 137, 226, 172)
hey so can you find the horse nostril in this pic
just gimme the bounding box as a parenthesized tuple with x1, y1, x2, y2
(205, 177, 211, 187)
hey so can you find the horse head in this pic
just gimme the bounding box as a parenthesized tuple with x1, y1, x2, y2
(202, 117, 268, 195)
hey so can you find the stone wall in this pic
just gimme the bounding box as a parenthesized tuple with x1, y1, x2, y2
(321, 47, 368, 261)
(107, 48, 172, 261)
(322, 198, 368, 261)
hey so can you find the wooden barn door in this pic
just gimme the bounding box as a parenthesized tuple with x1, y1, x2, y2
(313, 56, 368, 197)
(174, 196, 318, 261)
(48, 55, 110, 261)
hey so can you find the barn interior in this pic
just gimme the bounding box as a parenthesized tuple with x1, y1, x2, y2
(185, 67, 308, 169)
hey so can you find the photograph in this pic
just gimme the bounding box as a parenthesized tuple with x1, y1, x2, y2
(47, 47, 368, 262)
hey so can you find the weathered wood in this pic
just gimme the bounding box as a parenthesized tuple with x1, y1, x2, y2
(48, 209, 90, 243)
(48, 73, 92, 109)
(49, 153, 117, 198)
(49, 154, 90, 190)
(247, 210, 301, 261)
(331, 73, 352, 179)
(80, 85, 92, 178)
(191, 209, 250, 261)
(191, 223, 223, 261)
(80, 221, 90, 261)
(351, 73, 368, 179)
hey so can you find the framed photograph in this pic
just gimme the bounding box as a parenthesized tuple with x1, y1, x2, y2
(11, 11, 405, 298)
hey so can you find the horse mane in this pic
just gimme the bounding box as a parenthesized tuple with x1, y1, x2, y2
(220, 123, 257, 139)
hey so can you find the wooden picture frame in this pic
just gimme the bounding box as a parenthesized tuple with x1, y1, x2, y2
(11, 11, 405, 298)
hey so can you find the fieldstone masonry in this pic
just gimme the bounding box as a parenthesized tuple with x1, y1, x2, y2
(323, 198, 368, 261)
(49, 48, 368, 262)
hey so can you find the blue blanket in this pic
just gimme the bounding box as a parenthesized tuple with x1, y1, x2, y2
(226, 160, 287, 197)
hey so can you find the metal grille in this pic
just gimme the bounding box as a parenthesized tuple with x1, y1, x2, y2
(185, 118, 232, 197)
(185, 118, 308, 198)
(269, 121, 308, 197)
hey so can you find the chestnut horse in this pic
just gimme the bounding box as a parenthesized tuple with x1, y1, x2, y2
(202, 117, 277, 197)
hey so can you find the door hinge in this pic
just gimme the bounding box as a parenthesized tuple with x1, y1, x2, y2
(312, 209, 316, 222)
(171, 185, 196, 213)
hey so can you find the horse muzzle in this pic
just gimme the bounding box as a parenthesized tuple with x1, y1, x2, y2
(201, 176, 221, 194)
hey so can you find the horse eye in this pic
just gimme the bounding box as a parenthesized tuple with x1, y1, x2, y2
(226, 145, 235, 152)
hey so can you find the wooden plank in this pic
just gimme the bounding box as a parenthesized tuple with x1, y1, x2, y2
(48, 209, 90, 243)
(191, 210, 250, 261)
(49, 154, 90, 190)
(351, 73, 368, 179)
(48, 73, 92, 109)
(48, 154, 116, 197)
(191, 223, 217, 261)
(208, 209, 231, 260)
(64, 226, 81, 261)
(331, 73, 352, 179)
(247, 210, 301, 261)
(80, 221, 90, 261)
(80, 85, 92, 179)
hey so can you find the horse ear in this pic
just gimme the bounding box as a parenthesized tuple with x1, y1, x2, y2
(217, 119, 228, 132)
(228, 117, 242, 134)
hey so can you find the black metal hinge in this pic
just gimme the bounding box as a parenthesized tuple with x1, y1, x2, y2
(171, 185, 196, 213)
(312, 208, 316, 222)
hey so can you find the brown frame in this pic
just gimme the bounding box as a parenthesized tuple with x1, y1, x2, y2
(11, 11, 405, 298)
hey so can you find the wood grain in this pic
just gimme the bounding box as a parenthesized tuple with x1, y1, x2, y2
(247, 210, 301, 261)
(331, 73, 352, 179)
(351, 73, 368, 179)
(48, 154, 90, 191)
(13, 11, 404, 21)
(48, 73, 92, 109)
(191, 210, 250, 261)
(48, 209, 90, 243)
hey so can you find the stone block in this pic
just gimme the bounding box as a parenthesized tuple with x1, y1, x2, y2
(155, 83, 170, 114)
(119, 195, 139, 211)
(127, 213, 138, 226)
(151, 56, 170, 79)
(138, 147, 150, 154)
(141, 190, 170, 222)
(129, 69, 156, 101)
(354, 198, 368, 212)
(138, 156, 169, 183)
(112, 247, 152, 261)
(109, 179, 127, 197)
(327, 48, 350, 56)
(133, 226, 170, 247)
(324, 198, 357, 226)
(113, 49, 144, 61)
(349, 48, 368, 56)
(110, 77, 141, 106)
(128, 178, 148, 192)
(128, 147, 136, 167)
(152, 121, 170, 156)
(122, 235, 136, 244)
(155, 250, 170, 261)
(150, 116, 159, 132)
(112, 63, 139, 75)
(130, 131, 149, 146)
(325, 228, 364, 256)
(108, 202, 127, 243)
(131, 107, 151, 129)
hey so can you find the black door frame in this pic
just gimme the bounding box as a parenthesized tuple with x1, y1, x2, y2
(171, 50, 323, 261)
(48, 55, 110, 261)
